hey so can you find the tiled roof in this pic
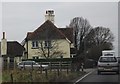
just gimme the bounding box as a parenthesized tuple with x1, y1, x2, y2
(0, 41, 25, 57)
(59, 28, 73, 43)
(26, 20, 73, 43)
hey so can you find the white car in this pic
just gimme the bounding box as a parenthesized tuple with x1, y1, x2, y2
(97, 56, 119, 75)
(17, 61, 48, 70)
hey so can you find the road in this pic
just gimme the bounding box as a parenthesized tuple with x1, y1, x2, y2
(75, 68, 120, 84)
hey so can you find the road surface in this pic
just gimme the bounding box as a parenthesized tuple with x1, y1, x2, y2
(75, 68, 120, 84)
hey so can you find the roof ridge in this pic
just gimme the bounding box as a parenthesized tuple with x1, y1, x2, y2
(27, 20, 69, 40)
(48, 22, 68, 39)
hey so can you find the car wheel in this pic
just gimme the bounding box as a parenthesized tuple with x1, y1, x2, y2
(97, 71, 101, 75)
(21, 67, 25, 70)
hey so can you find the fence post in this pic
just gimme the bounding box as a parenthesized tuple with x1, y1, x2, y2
(57, 68, 59, 76)
(59, 62, 62, 72)
(81, 63, 84, 72)
(40, 62, 42, 74)
(45, 69, 48, 79)
(70, 62, 73, 72)
(30, 71, 33, 82)
(10, 72, 13, 82)
(7, 57, 10, 70)
(31, 62, 33, 71)
(14, 58, 16, 70)
(49, 62, 52, 72)
(23, 62, 25, 70)
(66, 63, 69, 74)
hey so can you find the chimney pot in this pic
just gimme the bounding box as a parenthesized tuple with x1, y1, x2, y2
(3, 32, 5, 39)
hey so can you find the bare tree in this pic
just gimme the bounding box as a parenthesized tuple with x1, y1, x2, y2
(69, 17, 92, 54)
(68, 17, 114, 71)
(85, 27, 114, 49)
(85, 27, 114, 60)
(86, 42, 114, 61)
(38, 40, 65, 59)
(68, 17, 91, 72)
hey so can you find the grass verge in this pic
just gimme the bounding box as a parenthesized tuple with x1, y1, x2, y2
(2, 69, 86, 83)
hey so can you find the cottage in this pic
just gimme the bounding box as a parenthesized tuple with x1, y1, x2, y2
(0, 32, 25, 69)
(23, 10, 75, 59)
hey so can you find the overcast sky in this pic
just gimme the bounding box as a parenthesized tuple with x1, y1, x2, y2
(2, 2, 118, 55)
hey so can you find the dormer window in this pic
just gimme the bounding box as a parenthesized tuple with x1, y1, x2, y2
(32, 41, 38, 48)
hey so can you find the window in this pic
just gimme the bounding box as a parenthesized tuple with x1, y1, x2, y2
(33, 56, 39, 59)
(36, 57, 39, 59)
(24, 62, 32, 65)
(44, 40, 52, 48)
(32, 41, 38, 48)
(104, 53, 114, 56)
(99, 57, 117, 62)
(4, 57, 7, 62)
(10, 57, 14, 62)
(33, 57, 35, 59)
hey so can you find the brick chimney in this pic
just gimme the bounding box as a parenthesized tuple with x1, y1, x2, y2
(1, 32, 7, 56)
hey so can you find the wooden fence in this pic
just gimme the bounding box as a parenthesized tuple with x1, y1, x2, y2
(22, 58, 72, 70)
(39, 61, 72, 69)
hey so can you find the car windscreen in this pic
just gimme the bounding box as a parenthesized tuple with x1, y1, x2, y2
(24, 62, 32, 65)
(104, 53, 114, 56)
(99, 57, 117, 62)
(24, 61, 37, 65)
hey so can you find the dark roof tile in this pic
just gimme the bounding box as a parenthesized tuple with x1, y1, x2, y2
(26, 20, 74, 43)
(59, 28, 73, 43)
(0, 41, 25, 57)
(26, 20, 67, 40)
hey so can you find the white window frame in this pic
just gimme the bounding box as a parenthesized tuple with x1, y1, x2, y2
(44, 40, 52, 48)
(32, 41, 39, 48)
